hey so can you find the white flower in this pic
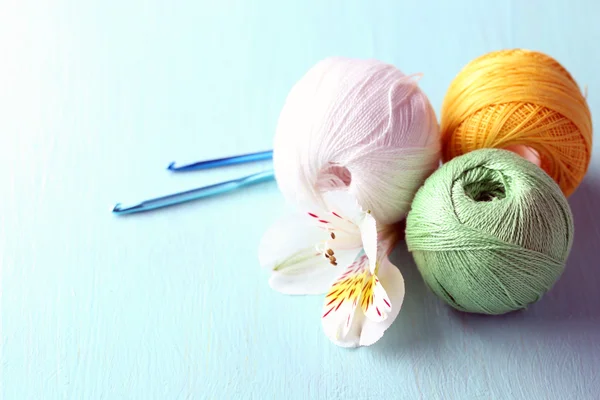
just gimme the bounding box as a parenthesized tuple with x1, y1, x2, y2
(259, 190, 405, 348)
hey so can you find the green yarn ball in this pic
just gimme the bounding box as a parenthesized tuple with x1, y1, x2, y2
(405, 148, 574, 315)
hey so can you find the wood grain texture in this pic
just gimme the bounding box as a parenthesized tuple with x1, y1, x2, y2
(1, 0, 599, 399)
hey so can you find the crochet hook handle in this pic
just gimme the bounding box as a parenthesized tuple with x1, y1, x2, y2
(113, 169, 275, 215)
(167, 150, 273, 172)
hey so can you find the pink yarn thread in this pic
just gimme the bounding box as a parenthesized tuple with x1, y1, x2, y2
(273, 57, 441, 224)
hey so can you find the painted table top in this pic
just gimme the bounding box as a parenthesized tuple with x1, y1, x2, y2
(1, 1, 599, 398)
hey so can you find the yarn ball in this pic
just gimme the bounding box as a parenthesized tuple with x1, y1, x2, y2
(440, 49, 592, 197)
(273, 57, 440, 225)
(405, 148, 574, 315)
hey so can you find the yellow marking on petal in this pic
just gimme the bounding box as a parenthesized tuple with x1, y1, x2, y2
(325, 269, 368, 309)
(322, 252, 379, 326)
(359, 276, 375, 310)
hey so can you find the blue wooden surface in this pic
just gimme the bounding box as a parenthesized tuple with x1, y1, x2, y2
(1, 1, 600, 399)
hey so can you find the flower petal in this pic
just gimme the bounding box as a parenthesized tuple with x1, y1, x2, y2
(321, 251, 369, 346)
(268, 249, 356, 295)
(320, 190, 377, 254)
(358, 211, 378, 274)
(323, 255, 404, 347)
(258, 212, 349, 295)
(258, 212, 325, 270)
(357, 256, 405, 347)
(307, 204, 362, 251)
(361, 273, 392, 322)
(305, 209, 361, 250)
(321, 190, 364, 222)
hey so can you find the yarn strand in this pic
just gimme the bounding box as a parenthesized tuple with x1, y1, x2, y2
(441, 49, 592, 196)
(273, 57, 440, 224)
(406, 148, 574, 315)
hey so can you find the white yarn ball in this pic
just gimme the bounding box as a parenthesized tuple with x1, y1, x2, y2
(272, 57, 441, 224)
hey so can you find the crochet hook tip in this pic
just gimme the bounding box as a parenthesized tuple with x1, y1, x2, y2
(166, 162, 176, 171)
(112, 202, 144, 215)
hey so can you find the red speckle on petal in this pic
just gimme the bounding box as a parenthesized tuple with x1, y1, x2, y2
(323, 307, 334, 318)
(346, 315, 351, 327)
(335, 301, 344, 311)
(332, 212, 342, 218)
(318, 220, 329, 224)
(376, 307, 381, 317)
(326, 298, 336, 306)
(383, 299, 391, 308)
(308, 213, 318, 218)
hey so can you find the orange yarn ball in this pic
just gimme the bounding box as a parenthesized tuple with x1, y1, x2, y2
(441, 49, 592, 196)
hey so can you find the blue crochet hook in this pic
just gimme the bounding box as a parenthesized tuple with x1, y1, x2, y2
(167, 150, 273, 172)
(112, 150, 275, 215)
